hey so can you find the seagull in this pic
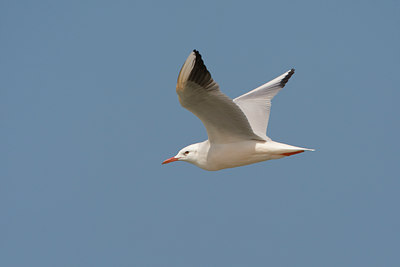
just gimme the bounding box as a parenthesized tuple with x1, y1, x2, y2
(162, 50, 314, 171)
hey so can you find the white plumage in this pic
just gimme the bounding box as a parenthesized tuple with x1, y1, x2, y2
(163, 50, 313, 171)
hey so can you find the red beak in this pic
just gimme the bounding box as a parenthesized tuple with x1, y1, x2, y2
(162, 157, 179, 165)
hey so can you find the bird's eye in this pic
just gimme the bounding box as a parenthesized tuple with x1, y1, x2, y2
(184, 151, 189, 155)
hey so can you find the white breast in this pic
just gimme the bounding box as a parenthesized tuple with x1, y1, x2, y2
(194, 140, 310, 171)
(199, 140, 270, 170)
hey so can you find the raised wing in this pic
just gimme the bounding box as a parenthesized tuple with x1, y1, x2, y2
(176, 50, 263, 144)
(234, 69, 295, 140)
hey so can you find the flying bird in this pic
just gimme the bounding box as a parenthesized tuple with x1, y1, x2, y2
(162, 50, 313, 171)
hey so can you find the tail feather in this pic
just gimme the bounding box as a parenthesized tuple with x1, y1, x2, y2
(269, 141, 315, 157)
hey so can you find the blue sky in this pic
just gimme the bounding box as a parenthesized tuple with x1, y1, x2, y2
(1, 0, 399, 266)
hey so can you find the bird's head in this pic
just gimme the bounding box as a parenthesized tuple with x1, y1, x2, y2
(162, 143, 199, 165)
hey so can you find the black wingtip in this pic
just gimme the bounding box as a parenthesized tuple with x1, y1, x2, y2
(192, 49, 202, 63)
(280, 68, 295, 87)
(187, 49, 215, 89)
(193, 49, 201, 59)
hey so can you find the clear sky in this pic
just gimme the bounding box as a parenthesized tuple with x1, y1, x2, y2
(2, 0, 399, 266)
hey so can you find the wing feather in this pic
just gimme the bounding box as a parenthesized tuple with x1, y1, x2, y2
(234, 69, 295, 139)
(176, 50, 263, 143)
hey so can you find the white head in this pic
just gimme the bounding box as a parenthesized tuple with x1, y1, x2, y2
(162, 143, 200, 166)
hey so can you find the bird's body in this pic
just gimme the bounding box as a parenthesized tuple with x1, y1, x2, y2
(163, 50, 313, 171)
(181, 140, 311, 171)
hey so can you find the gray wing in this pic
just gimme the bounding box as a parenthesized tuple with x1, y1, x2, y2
(234, 69, 295, 140)
(176, 50, 263, 144)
